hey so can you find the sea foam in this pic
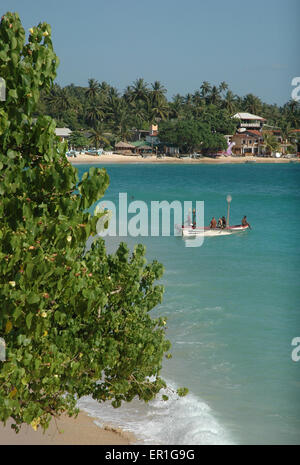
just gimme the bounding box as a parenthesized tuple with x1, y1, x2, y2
(77, 379, 235, 445)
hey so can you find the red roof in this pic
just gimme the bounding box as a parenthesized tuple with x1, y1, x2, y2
(246, 130, 262, 136)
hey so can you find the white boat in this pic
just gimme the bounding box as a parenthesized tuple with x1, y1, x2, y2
(181, 224, 250, 237)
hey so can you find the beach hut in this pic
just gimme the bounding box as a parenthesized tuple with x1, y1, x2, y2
(115, 141, 136, 155)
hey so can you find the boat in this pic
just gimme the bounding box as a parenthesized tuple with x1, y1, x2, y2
(85, 148, 103, 156)
(181, 224, 250, 237)
(179, 195, 251, 237)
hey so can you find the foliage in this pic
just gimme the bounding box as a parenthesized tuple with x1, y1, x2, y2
(158, 118, 228, 153)
(262, 131, 281, 154)
(0, 12, 176, 433)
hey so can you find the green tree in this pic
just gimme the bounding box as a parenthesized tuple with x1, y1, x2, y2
(85, 78, 100, 101)
(243, 93, 262, 115)
(0, 12, 181, 433)
(262, 131, 280, 155)
(88, 123, 110, 148)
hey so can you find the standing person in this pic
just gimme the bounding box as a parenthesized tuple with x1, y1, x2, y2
(210, 217, 217, 229)
(192, 208, 196, 229)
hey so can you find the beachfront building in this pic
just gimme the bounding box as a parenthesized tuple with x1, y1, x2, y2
(55, 127, 72, 142)
(114, 141, 136, 154)
(231, 131, 264, 156)
(230, 113, 290, 156)
(233, 112, 266, 130)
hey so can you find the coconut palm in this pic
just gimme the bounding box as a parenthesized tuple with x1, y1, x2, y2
(127, 78, 149, 104)
(45, 85, 73, 115)
(219, 81, 229, 94)
(85, 102, 105, 128)
(149, 81, 167, 107)
(243, 94, 262, 115)
(200, 81, 212, 99)
(208, 86, 221, 106)
(88, 122, 110, 149)
(85, 78, 100, 101)
(223, 90, 237, 114)
(169, 94, 185, 119)
(262, 131, 280, 155)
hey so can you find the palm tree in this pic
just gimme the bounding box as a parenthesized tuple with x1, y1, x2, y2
(127, 78, 149, 104)
(88, 123, 110, 149)
(85, 102, 105, 128)
(200, 81, 212, 99)
(150, 101, 169, 121)
(169, 94, 185, 119)
(262, 131, 280, 155)
(208, 86, 221, 106)
(45, 85, 73, 115)
(223, 90, 237, 114)
(243, 94, 262, 115)
(149, 81, 167, 107)
(219, 81, 229, 94)
(85, 78, 100, 101)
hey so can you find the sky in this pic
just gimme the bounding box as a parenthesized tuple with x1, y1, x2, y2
(1, 0, 299, 105)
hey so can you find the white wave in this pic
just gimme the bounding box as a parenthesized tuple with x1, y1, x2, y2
(77, 379, 235, 445)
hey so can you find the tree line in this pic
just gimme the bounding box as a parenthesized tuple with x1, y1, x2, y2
(35, 78, 300, 151)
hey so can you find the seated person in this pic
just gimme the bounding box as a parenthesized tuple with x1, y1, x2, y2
(222, 216, 227, 228)
(210, 217, 217, 229)
(242, 216, 250, 227)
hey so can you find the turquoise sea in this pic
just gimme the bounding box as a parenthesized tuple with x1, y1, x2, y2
(76, 163, 300, 445)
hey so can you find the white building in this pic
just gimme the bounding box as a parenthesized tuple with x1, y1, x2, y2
(55, 127, 72, 141)
(233, 112, 266, 130)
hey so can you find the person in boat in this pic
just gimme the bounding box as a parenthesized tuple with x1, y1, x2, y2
(242, 216, 251, 228)
(192, 208, 196, 229)
(217, 217, 223, 228)
(221, 216, 227, 228)
(210, 217, 217, 229)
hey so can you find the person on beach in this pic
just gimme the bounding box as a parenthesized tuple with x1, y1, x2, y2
(210, 217, 217, 229)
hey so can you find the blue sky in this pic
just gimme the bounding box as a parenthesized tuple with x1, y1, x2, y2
(1, 0, 299, 105)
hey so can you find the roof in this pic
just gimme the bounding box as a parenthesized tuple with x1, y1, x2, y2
(136, 145, 153, 150)
(115, 141, 135, 149)
(246, 130, 263, 136)
(233, 112, 266, 121)
(55, 128, 72, 137)
(132, 141, 152, 147)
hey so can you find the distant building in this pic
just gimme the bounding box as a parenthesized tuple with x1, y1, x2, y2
(233, 112, 266, 131)
(231, 130, 264, 155)
(55, 127, 72, 141)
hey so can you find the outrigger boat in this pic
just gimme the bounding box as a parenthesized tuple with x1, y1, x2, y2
(181, 224, 250, 237)
(180, 195, 251, 238)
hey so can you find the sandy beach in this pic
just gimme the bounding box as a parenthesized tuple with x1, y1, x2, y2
(68, 152, 299, 165)
(0, 411, 136, 445)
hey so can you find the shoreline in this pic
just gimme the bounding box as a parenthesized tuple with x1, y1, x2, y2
(69, 152, 300, 165)
(0, 410, 136, 445)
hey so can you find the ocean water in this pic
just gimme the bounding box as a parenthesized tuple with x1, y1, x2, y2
(76, 163, 300, 445)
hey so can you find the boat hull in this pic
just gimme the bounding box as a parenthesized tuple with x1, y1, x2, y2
(181, 225, 249, 237)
